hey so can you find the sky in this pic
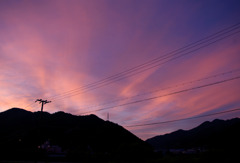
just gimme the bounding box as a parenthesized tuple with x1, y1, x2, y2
(0, 0, 240, 140)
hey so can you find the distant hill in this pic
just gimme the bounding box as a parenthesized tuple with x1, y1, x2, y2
(0, 108, 152, 162)
(146, 118, 240, 151)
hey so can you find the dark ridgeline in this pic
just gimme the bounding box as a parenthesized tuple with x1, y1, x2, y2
(0, 108, 152, 162)
(146, 118, 240, 162)
(1, 108, 240, 163)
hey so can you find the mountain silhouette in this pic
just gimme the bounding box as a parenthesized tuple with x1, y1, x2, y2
(0, 108, 152, 162)
(146, 118, 240, 150)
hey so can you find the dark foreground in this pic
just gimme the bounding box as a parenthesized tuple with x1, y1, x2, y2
(1, 109, 239, 163)
(0, 149, 239, 163)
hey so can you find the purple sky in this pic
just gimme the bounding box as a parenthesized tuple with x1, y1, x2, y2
(0, 0, 240, 140)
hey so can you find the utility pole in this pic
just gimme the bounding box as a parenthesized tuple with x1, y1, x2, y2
(35, 99, 51, 112)
(107, 113, 109, 121)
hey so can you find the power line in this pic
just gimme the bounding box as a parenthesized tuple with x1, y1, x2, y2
(79, 75, 240, 114)
(125, 107, 240, 127)
(47, 23, 240, 102)
(51, 30, 240, 102)
(75, 68, 240, 110)
(52, 68, 240, 110)
(22, 23, 240, 109)
(51, 28, 240, 101)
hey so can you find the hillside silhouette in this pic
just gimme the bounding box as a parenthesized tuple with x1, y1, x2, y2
(1, 108, 239, 162)
(146, 118, 240, 162)
(0, 108, 152, 162)
(146, 118, 240, 149)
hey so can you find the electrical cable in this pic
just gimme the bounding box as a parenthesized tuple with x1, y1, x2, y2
(125, 107, 240, 127)
(74, 68, 240, 110)
(48, 23, 240, 102)
(79, 75, 240, 114)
